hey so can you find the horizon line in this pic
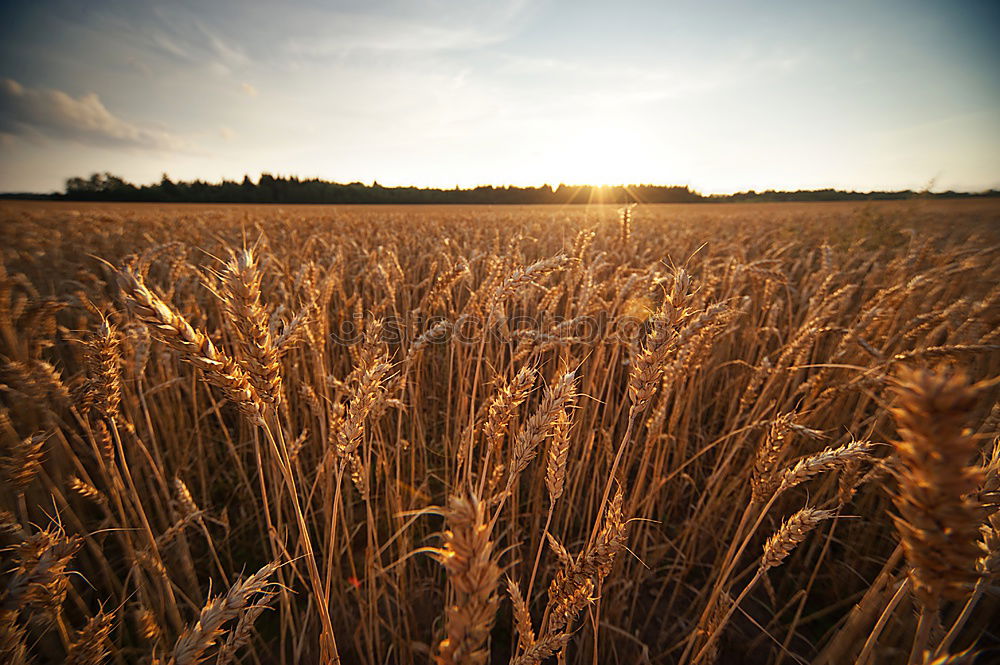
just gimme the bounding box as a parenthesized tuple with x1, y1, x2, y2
(4, 172, 1000, 197)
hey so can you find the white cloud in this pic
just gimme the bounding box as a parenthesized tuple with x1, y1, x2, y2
(0, 78, 183, 151)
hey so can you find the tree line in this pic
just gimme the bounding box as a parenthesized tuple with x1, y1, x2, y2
(3, 172, 995, 204)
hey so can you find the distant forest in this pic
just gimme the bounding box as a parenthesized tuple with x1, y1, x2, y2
(4, 172, 998, 204)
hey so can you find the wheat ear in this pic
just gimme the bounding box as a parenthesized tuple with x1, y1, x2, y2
(432, 495, 500, 665)
(119, 268, 266, 426)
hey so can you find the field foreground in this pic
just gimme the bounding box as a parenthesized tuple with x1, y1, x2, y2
(1, 200, 999, 664)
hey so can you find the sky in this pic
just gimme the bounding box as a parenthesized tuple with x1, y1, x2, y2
(1, 0, 998, 194)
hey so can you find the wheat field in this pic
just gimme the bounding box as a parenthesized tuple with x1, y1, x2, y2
(1, 199, 998, 665)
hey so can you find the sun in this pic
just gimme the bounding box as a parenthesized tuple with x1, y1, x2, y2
(548, 121, 648, 188)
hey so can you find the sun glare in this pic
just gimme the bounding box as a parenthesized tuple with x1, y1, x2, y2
(548, 122, 649, 190)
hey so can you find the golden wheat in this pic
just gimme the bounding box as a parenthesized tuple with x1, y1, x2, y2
(0, 199, 997, 664)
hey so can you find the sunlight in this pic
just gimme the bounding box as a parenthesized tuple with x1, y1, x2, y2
(2, 1, 998, 661)
(549, 122, 649, 189)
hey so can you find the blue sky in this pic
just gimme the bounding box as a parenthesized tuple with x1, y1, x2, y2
(1, 0, 998, 193)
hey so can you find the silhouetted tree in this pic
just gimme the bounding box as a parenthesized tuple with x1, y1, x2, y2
(50, 173, 996, 205)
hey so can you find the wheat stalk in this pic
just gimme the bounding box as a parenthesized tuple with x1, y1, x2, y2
(66, 611, 114, 665)
(432, 495, 500, 665)
(220, 247, 283, 406)
(119, 268, 267, 426)
(889, 366, 984, 611)
(170, 561, 279, 665)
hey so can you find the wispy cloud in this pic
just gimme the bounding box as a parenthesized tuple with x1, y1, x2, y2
(284, 19, 505, 57)
(278, 0, 530, 59)
(79, 3, 253, 77)
(0, 78, 183, 151)
(241, 82, 258, 97)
